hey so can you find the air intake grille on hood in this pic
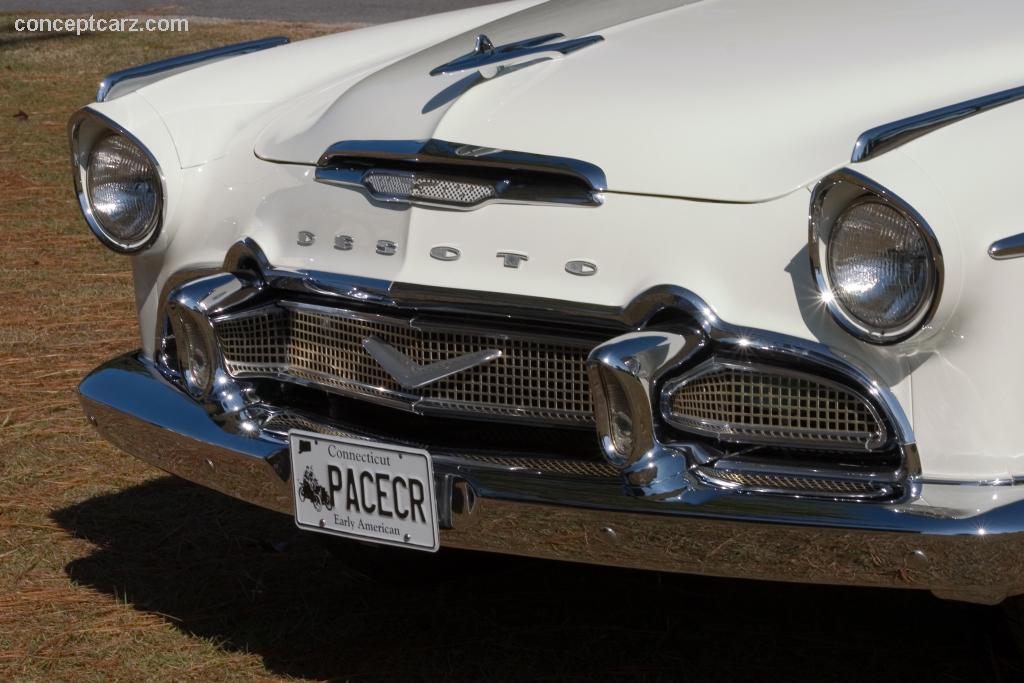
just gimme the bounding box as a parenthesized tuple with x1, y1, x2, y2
(314, 138, 606, 210)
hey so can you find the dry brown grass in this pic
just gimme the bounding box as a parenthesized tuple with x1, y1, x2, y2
(0, 15, 340, 682)
(0, 11, 1022, 683)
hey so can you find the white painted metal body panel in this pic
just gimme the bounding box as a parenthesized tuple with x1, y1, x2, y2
(83, 0, 1024, 485)
(253, 0, 1024, 202)
(857, 100, 1024, 482)
(137, 0, 545, 168)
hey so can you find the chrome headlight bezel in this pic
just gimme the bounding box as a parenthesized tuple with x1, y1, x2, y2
(809, 169, 943, 345)
(68, 108, 165, 254)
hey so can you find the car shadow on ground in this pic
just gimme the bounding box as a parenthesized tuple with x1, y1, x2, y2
(53, 477, 1022, 682)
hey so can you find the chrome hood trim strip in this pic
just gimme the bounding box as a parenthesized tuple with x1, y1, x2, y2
(852, 82, 1024, 162)
(989, 233, 1024, 260)
(97, 36, 289, 102)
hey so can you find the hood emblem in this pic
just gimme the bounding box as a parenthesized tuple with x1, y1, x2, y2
(473, 34, 495, 55)
(430, 32, 604, 79)
(363, 336, 502, 389)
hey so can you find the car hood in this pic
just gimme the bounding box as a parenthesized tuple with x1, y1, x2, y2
(253, 0, 1024, 202)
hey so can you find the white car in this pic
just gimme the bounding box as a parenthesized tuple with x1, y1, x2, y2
(71, 0, 1024, 607)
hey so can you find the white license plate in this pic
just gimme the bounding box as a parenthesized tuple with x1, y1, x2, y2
(288, 430, 439, 552)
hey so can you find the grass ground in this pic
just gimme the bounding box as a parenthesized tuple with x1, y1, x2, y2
(0, 15, 342, 681)
(1, 12, 1023, 683)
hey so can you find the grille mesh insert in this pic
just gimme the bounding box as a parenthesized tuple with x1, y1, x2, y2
(696, 467, 891, 499)
(665, 363, 885, 449)
(216, 305, 595, 425)
(363, 171, 496, 206)
(262, 413, 617, 478)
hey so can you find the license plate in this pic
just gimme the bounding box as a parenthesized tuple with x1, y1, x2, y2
(288, 430, 439, 552)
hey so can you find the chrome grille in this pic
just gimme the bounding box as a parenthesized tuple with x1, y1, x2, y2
(363, 171, 496, 206)
(262, 413, 617, 478)
(663, 361, 886, 450)
(216, 303, 595, 425)
(456, 454, 618, 478)
(363, 171, 414, 197)
(696, 467, 893, 500)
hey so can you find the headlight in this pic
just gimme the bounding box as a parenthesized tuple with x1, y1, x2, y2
(70, 109, 163, 253)
(810, 171, 942, 344)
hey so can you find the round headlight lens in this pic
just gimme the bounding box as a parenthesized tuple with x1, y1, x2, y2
(826, 199, 937, 337)
(85, 133, 161, 250)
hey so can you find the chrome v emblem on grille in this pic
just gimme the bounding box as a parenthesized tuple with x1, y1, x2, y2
(363, 336, 502, 389)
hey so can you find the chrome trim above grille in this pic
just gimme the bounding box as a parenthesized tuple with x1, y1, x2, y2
(97, 36, 289, 102)
(851, 83, 1024, 162)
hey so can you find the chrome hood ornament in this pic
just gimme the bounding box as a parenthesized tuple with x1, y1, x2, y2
(363, 336, 502, 389)
(473, 34, 495, 55)
(430, 32, 604, 79)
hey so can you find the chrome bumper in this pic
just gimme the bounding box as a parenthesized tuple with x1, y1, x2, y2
(80, 352, 1024, 604)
